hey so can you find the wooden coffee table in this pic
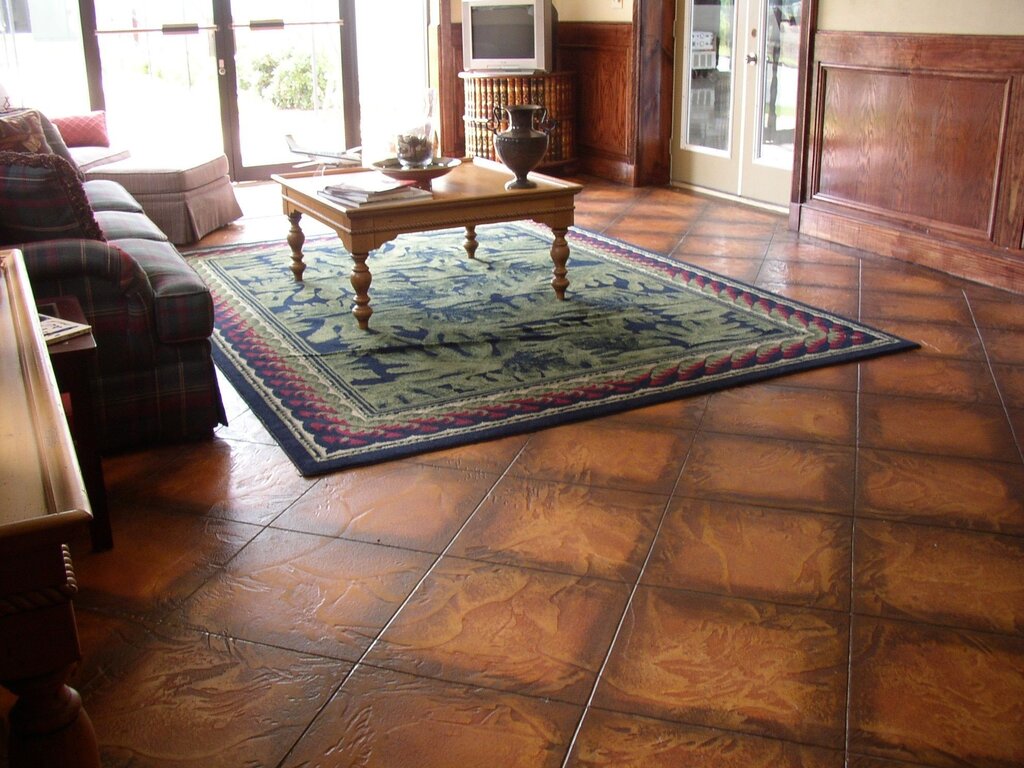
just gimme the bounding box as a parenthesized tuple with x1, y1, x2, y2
(271, 158, 583, 330)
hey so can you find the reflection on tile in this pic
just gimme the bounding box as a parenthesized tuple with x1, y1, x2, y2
(859, 355, 1001, 403)
(853, 519, 1024, 635)
(511, 422, 692, 494)
(676, 433, 856, 515)
(849, 617, 1024, 767)
(644, 498, 852, 610)
(283, 664, 581, 768)
(594, 586, 849, 747)
(79, 620, 347, 768)
(568, 709, 843, 768)
(175, 528, 434, 660)
(701, 385, 857, 444)
(273, 462, 496, 553)
(366, 557, 631, 704)
(859, 395, 1019, 462)
(449, 476, 665, 581)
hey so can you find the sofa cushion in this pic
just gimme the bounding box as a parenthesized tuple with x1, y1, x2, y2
(106, 237, 214, 343)
(0, 110, 52, 153)
(51, 111, 110, 147)
(0, 151, 104, 243)
(83, 179, 145, 213)
(84, 152, 230, 194)
(94, 210, 168, 242)
(70, 145, 131, 172)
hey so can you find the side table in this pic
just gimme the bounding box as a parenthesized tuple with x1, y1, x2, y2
(37, 296, 113, 551)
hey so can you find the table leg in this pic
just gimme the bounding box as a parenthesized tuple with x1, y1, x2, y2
(349, 251, 373, 330)
(4, 667, 100, 768)
(463, 225, 478, 259)
(549, 227, 570, 299)
(287, 211, 306, 282)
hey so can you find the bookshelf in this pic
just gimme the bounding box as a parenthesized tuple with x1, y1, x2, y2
(460, 71, 576, 169)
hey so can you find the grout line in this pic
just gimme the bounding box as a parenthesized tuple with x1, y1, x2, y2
(558, 409, 709, 767)
(963, 289, 1024, 465)
(274, 440, 532, 768)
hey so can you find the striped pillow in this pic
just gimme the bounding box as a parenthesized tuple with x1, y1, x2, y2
(0, 151, 104, 245)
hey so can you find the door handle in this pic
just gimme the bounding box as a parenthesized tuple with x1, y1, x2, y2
(746, 54, 758, 65)
(218, 58, 227, 76)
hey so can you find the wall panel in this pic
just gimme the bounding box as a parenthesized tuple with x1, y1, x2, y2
(794, 32, 1024, 292)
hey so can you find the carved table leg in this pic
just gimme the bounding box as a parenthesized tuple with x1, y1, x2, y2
(349, 251, 373, 330)
(287, 211, 306, 282)
(5, 665, 100, 768)
(463, 225, 478, 259)
(549, 227, 570, 300)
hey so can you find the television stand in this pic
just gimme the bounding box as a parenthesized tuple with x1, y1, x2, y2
(460, 71, 576, 171)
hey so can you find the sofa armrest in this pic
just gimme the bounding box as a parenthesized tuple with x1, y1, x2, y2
(20, 239, 157, 370)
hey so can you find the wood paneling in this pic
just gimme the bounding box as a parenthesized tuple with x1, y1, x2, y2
(793, 32, 1024, 293)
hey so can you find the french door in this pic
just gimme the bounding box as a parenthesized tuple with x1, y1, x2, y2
(671, 0, 802, 207)
(89, 0, 359, 181)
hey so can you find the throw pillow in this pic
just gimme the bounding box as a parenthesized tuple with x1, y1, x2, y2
(0, 110, 53, 154)
(0, 151, 105, 244)
(51, 111, 110, 148)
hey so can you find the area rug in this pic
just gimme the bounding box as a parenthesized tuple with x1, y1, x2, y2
(190, 222, 915, 475)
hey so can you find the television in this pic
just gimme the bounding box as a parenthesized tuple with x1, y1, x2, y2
(461, 0, 555, 74)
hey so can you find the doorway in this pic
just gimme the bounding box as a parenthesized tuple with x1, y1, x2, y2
(671, 0, 802, 207)
(87, 1, 430, 182)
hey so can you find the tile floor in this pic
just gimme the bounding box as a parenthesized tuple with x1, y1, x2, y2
(5, 177, 1023, 767)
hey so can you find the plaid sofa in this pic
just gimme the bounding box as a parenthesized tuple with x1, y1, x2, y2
(0, 110, 226, 452)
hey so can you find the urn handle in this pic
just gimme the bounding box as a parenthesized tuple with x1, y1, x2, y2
(486, 104, 505, 135)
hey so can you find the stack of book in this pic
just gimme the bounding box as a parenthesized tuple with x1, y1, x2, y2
(318, 172, 432, 207)
(38, 313, 91, 345)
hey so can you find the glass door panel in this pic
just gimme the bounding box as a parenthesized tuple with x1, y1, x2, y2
(92, 2, 222, 154)
(685, 0, 734, 153)
(757, 0, 800, 165)
(229, 1, 348, 171)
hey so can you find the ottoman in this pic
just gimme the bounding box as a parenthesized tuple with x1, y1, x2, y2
(83, 151, 243, 245)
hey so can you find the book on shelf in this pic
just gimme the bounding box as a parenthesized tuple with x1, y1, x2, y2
(321, 171, 421, 201)
(38, 313, 92, 345)
(318, 185, 432, 207)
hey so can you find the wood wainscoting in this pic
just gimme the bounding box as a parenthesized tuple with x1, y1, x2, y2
(792, 31, 1024, 293)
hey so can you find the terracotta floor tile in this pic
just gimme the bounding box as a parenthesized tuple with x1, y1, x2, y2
(604, 222, 686, 254)
(969, 297, 1024, 330)
(174, 528, 434, 660)
(866, 318, 984, 360)
(70, 507, 260, 620)
(981, 326, 1024, 365)
(688, 219, 779, 239)
(860, 265, 965, 296)
(643, 498, 852, 610)
(567, 709, 844, 768)
(675, 433, 856, 515)
(856, 449, 1024, 535)
(853, 519, 1024, 635)
(510, 421, 693, 494)
(283, 664, 582, 768)
(755, 282, 860, 317)
(213, 407, 278, 445)
(765, 239, 861, 266)
(758, 260, 860, 289)
(772, 360, 860, 392)
(669, 254, 763, 283)
(448, 476, 665, 581)
(597, 393, 709, 431)
(859, 395, 1019, 461)
(78, 618, 348, 768)
(123, 437, 317, 525)
(410, 432, 528, 474)
(676, 234, 771, 260)
(860, 292, 974, 325)
(272, 462, 497, 553)
(859, 354, 1002, 403)
(994, 364, 1024, 409)
(701, 384, 857, 444)
(702, 203, 783, 227)
(849, 617, 1024, 767)
(365, 557, 631, 704)
(593, 586, 849, 748)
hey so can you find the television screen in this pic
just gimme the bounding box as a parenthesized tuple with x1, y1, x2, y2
(470, 5, 536, 60)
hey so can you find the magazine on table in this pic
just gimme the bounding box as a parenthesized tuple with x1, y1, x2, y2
(318, 185, 432, 207)
(322, 171, 423, 201)
(38, 313, 92, 345)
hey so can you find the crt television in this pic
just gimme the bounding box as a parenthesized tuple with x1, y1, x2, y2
(461, 0, 554, 73)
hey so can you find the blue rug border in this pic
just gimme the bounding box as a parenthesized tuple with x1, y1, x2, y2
(201, 226, 919, 476)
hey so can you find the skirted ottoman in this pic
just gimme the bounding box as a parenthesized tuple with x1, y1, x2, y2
(83, 151, 243, 245)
